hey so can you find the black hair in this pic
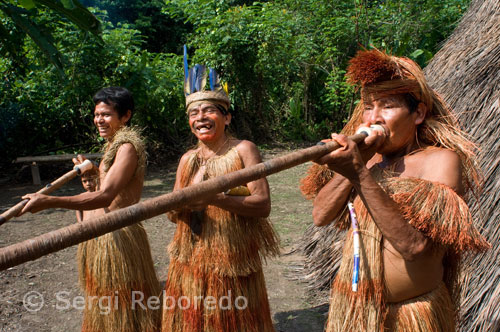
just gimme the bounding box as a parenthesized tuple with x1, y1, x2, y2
(403, 93, 420, 113)
(215, 103, 228, 115)
(93, 87, 135, 124)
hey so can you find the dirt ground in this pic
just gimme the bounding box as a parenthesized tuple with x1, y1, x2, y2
(0, 149, 329, 332)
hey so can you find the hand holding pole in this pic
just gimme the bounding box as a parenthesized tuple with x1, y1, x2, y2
(0, 160, 94, 225)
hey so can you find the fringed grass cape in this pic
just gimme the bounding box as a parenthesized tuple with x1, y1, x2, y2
(78, 126, 161, 332)
(162, 147, 280, 332)
(321, 167, 489, 332)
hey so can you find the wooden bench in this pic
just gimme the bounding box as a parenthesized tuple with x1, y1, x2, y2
(15, 153, 103, 185)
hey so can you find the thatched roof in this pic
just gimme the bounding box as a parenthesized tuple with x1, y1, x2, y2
(424, 0, 500, 331)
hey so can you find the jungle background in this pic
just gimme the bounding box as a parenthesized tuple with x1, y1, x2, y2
(0, 0, 470, 176)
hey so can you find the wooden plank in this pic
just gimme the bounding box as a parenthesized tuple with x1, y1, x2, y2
(15, 153, 103, 163)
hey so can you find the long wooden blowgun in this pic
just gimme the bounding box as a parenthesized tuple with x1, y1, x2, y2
(0, 126, 384, 271)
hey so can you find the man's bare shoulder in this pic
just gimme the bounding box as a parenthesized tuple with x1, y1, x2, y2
(234, 139, 262, 165)
(234, 139, 257, 152)
(406, 147, 462, 192)
(108, 143, 138, 170)
(115, 142, 137, 156)
(408, 147, 460, 170)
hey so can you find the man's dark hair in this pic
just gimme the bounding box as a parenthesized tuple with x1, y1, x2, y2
(93, 87, 135, 124)
(403, 93, 420, 113)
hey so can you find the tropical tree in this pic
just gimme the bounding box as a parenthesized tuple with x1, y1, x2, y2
(81, 0, 190, 53)
(166, 0, 469, 142)
(0, 0, 100, 75)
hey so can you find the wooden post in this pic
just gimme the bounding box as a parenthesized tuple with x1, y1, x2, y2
(30, 162, 41, 185)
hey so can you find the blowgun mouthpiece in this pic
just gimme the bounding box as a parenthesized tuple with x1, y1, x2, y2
(355, 124, 386, 136)
(74, 159, 94, 175)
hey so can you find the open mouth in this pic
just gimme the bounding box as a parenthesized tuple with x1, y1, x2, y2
(195, 123, 213, 133)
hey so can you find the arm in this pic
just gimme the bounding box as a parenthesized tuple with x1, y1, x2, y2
(353, 168, 430, 261)
(358, 150, 463, 261)
(312, 128, 383, 226)
(312, 173, 352, 226)
(325, 135, 462, 261)
(185, 141, 271, 218)
(172, 152, 192, 192)
(20, 143, 138, 214)
(209, 140, 271, 217)
(165, 152, 192, 223)
(76, 210, 83, 222)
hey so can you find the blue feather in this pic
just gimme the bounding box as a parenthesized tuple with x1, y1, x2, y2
(209, 68, 222, 91)
(183, 45, 188, 83)
(190, 64, 207, 94)
(189, 66, 196, 94)
(183, 45, 191, 95)
(209, 68, 215, 91)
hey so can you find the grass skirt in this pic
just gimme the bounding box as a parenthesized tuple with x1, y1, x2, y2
(385, 283, 455, 332)
(162, 259, 274, 332)
(77, 223, 161, 332)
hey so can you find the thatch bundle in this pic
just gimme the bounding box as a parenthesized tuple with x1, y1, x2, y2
(295, 164, 345, 296)
(424, 0, 500, 331)
(297, 1, 500, 329)
(298, 221, 345, 296)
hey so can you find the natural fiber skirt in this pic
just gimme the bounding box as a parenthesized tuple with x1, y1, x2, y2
(78, 223, 161, 332)
(384, 282, 455, 332)
(162, 258, 275, 332)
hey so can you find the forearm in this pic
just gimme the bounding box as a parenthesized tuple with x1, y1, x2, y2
(353, 168, 429, 260)
(312, 173, 353, 226)
(44, 191, 114, 211)
(211, 193, 271, 218)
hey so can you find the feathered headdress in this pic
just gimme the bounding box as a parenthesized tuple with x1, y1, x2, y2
(183, 45, 230, 111)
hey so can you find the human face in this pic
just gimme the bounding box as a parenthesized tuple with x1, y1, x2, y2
(93, 102, 130, 139)
(362, 95, 424, 156)
(81, 177, 97, 192)
(187, 102, 231, 143)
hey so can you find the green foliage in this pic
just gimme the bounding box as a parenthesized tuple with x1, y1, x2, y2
(357, 0, 469, 66)
(81, 0, 190, 53)
(0, 0, 101, 74)
(170, 0, 469, 141)
(0, 0, 471, 174)
(0, 9, 186, 170)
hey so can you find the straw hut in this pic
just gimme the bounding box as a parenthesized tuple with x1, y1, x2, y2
(425, 0, 500, 331)
(297, 1, 499, 329)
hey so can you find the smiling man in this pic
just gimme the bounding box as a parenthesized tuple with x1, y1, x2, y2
(21, 87, 160, 332)
(161, 65, 279, 332)
(308, 50, 489, 331)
